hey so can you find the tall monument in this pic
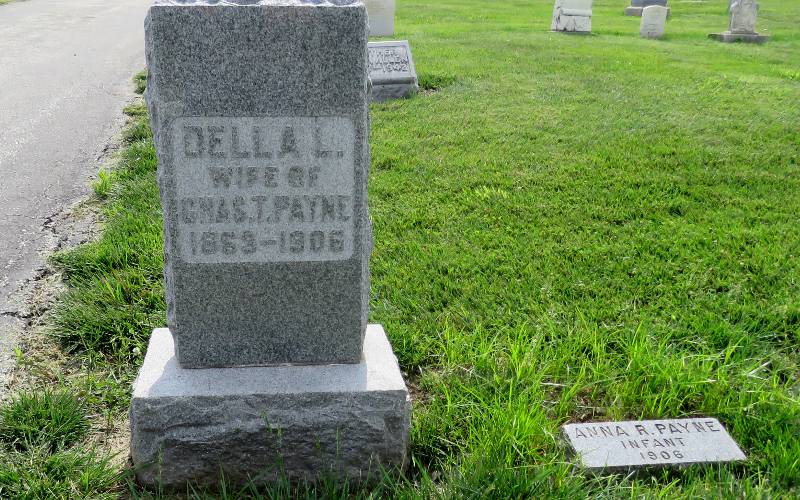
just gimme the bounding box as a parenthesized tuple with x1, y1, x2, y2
(130, 0, 411, 487)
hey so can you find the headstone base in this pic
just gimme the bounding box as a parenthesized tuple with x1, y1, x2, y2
(550, 29, 593, 35)
(625, 6, 670, 17)
(708, 32, 769, 44)
(130, 326, 411, 488)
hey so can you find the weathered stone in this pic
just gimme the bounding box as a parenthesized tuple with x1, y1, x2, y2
(625, 0, 669, 17)
(131, 326, 411, 487)
(709, 0, 768, 44)
(730, 0, 758, 33)
(640, 5, 668, 39)
(365, 0, 394, 37)
(145, 0, 372, 368)
(551, 0, 593, 33)
(369, 40, 418, 102)
(562, 418, 746, 471)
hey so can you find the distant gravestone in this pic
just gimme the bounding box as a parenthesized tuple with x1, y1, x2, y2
(551, 0, 593, 34)
(710, 0, 768, 43)
(640, 5, 668, 39)
(130, 0, 411, 487)
(365, 0, 395, 37)
(369, 40, 418, 102)
(563, 418, 746, 470)
(625, 0, 669, 17)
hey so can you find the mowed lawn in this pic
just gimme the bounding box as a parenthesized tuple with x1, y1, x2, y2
(3, 0, 798, 497)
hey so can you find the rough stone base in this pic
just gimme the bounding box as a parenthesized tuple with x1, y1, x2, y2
(625, 6, 670, 17)
(130, 325, 411, 488)
(708, 32, 769, 44)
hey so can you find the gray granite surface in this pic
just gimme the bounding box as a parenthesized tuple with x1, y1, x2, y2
(130, 326, 411, 486)
(563, 418, 746, 471)
(145, 0, 372, 367)
(368, 41, 418, 102)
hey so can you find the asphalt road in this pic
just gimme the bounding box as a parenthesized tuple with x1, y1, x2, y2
(0, 0, 151, 387)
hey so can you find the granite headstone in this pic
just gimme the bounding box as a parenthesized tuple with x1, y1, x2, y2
(131, 0, 411, 487)
(551, 0, 593, 34)
(563, 418, 746, 471)
(145, 0, 373, 368)
(640, 5, 668, 39)
(369, 40, 419, 102)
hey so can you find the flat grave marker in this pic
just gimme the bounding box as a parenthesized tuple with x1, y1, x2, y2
(563, 418, 746, 471)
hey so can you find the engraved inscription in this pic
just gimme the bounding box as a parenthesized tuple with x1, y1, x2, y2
(563, 418, 746, 469)
(369, 45, 410, 75)
(173, 117, 355, 263)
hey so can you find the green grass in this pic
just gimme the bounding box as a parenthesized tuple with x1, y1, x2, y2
(0, 448, 120, 499)
(5, 0, 799, 496)
(133, 70, 147, 95)
(0, 389, 120, 498)
(0, 390, 89, 452)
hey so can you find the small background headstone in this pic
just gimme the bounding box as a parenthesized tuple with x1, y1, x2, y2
(563, 418, 746, 471)
(365, 0, 395, 37)
(709, 0, 769, 44)
(640, 5, 668, 39)
(551, 0, 593, 34)
(625, 0, 669, 17)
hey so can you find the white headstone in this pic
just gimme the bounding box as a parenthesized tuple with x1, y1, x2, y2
(730, 0, 759, 34)
(640, 5, 668, 39)
(551, 0, 593, 33)
(365, 0, 395, 37)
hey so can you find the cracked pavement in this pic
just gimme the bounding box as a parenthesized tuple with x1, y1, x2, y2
(0, 0, 150, 391)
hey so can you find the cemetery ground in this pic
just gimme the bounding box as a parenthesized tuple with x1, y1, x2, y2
(0, 0, 797, 497)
